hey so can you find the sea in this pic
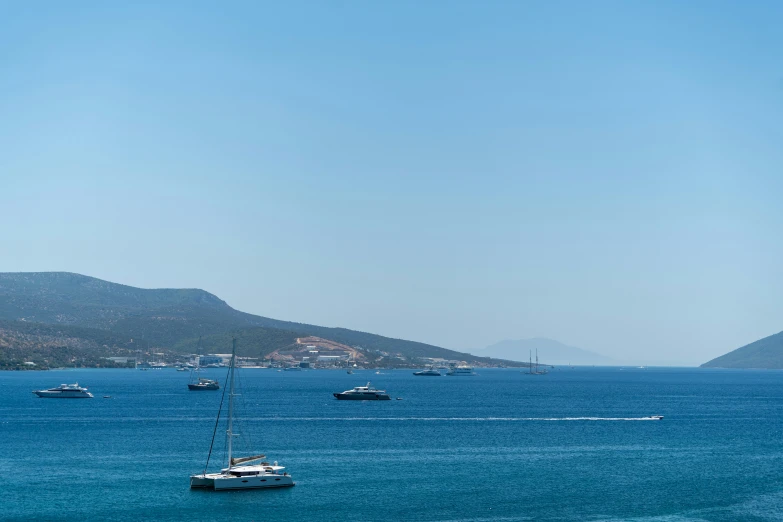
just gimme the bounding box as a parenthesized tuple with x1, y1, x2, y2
(2, 367, 783, 521)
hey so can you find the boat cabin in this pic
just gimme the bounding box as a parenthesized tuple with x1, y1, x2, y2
(223, 464, 288, 477)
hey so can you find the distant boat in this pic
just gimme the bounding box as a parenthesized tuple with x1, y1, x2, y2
(284, 366, 302, 372)
(414, 367, 441, 376)
(524, 349, 548, 375)
(190, 339, 294, 490)
(647, 415, 664, 420)
(33, 383, 93, 398)
(189, 378, 220, 391)
(188, 366, 219, 391)
(333, 382, 391, 401)
(446, 366, 475, 376)
(347, 369, 354, 374)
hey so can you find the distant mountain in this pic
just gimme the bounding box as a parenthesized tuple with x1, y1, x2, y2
(701, 331, 783, 369)
(0, 272, 516, 367)
(474, 338, 613, 366)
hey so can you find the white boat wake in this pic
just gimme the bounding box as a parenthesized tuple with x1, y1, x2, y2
(256, 416, 664, 422)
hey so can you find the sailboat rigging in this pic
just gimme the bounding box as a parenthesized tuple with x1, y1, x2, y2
(190, 338, 294, 490)
(525, 348, 549, 375)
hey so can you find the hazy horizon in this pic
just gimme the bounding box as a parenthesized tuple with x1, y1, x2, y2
(3, 2, 782, 366)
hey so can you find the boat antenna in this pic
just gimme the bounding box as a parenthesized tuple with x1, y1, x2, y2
(201, 346, 232, 475)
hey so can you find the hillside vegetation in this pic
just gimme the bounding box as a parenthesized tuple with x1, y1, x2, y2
(171, 327, 301, 357)
(0, 320, 136, 369)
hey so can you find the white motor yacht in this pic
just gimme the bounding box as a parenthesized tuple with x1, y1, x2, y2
(33, 383, 94, 398)
(333, 382, 391, 400)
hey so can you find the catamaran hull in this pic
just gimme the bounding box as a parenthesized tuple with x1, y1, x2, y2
(213, 475, 294, 490)
(333, 393, 391, 400)
(189, 474, 217, 488)
(33, 391, 93, 398)
(191, 474, 294, 490)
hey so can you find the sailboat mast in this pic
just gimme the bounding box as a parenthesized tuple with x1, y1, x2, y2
(226, 338, 236, 470)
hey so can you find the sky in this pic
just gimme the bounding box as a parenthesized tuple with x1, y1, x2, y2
(1, 1, 782, 366)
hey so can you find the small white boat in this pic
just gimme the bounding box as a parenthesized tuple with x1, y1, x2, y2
(33, 383, 93, 398)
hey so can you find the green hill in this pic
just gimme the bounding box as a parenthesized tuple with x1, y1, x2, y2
(0, 272, 514, 366)
(701, 331, 783, 369)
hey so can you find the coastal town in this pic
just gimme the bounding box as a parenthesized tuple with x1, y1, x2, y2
(106, 336, 519, 371)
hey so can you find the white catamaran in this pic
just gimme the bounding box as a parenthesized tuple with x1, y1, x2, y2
(190, 339, 294, 490)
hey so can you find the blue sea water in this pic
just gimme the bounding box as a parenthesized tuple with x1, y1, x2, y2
(2, 367, 783, 521)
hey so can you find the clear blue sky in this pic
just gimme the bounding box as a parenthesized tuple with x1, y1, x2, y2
(2, 1, 782, 365)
